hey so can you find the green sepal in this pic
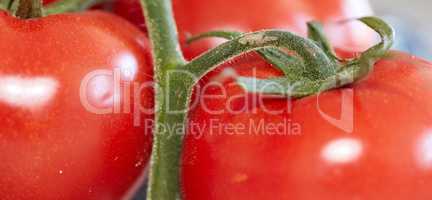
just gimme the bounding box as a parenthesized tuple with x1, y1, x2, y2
(307, 21, 339, 61)
(236, 16, 394, 97)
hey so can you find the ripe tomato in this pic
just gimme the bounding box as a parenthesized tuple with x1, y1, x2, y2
(113, 0, 374, 59)
(0, 11, 153, 200)
(43, 0, 56, 4)
(181, 51, 432, 199)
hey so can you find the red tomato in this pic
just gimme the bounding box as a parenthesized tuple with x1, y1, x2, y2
(43, 0, 56, 4)
(113, 0, 375, 59)
(0, 11, 153, 200)
(181, 51, 432, 200)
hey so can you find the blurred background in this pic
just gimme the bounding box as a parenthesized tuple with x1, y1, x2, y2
(370, 0, 432, 59)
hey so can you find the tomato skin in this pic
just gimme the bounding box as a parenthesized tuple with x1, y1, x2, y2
(181, 51, 432, 200)
(113, 0, 374, 59)
(0, 11, 153, 200)
(43, 0, 56, 4)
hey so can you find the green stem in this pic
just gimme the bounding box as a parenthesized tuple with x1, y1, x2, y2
(44, 0, 102, 15)
(12, 0, 43, 19)
(139, 1, 392, 197)
(146, 73, 194, 200)
(186, 30, 242, 44)
(186, 30, 306, 81)
(141, 0, 186, 69)
(183, 30, 338, 81)
(0, 0, 12, 11)
(140, 0, 187, 200)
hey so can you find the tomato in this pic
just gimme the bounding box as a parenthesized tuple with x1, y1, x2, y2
(0, 11, 153, 200)
(181, 51, 432, 200)
(43, 0, 56, 4)
(113, 0, 375, 59)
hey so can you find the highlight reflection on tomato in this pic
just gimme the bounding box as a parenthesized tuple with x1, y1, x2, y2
(0, 11, 153, 200)
(181, 52, 432, 200)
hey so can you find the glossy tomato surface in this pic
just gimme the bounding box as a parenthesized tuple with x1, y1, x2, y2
(181, 51, 432, 200)
(113, 0, 374, 59)
(0, 11, 153, 200)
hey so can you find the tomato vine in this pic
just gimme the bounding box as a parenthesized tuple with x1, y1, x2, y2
(139, 0, 394, 199)
(0, 0, 395, 199)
